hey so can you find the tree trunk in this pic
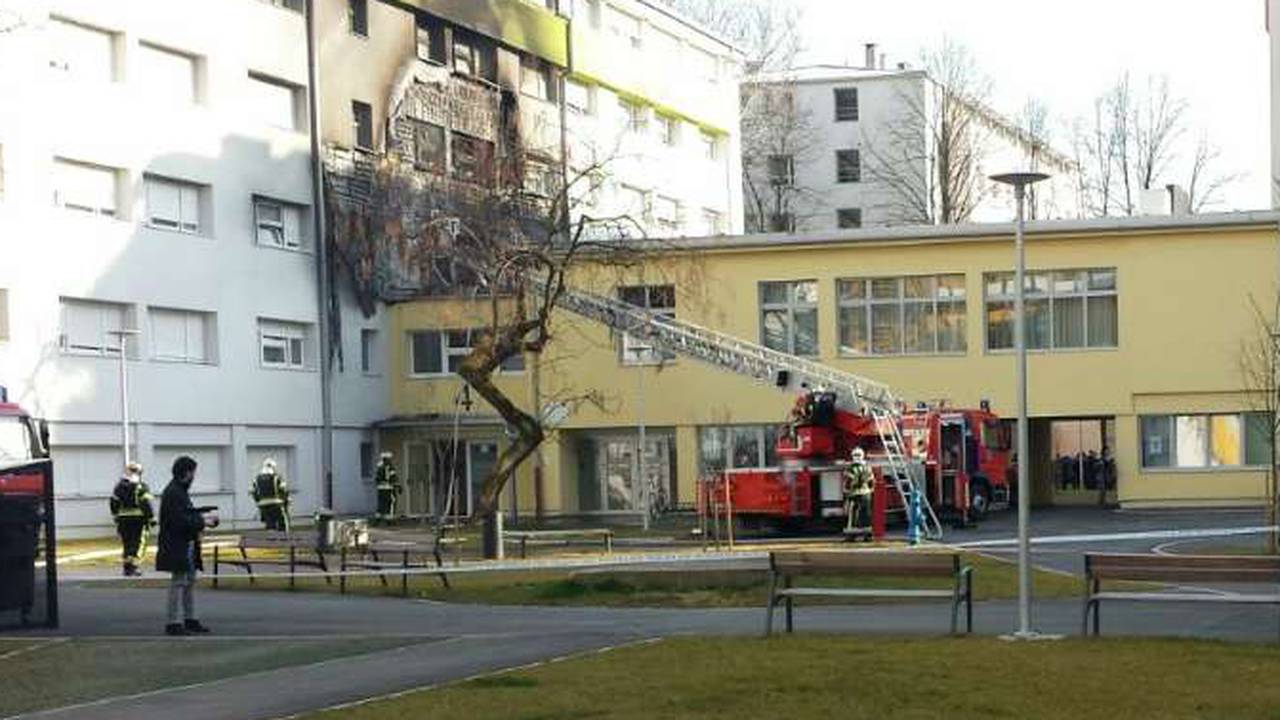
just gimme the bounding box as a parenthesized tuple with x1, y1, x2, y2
(481, 510, 500, 559)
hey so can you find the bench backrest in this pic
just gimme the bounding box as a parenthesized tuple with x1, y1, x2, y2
(1086, 553, 1280, 584)
(240, 534, 314, 549)
(770, 550, 960, 578)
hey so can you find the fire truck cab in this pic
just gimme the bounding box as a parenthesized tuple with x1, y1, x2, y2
(900, 402, 1012, 520)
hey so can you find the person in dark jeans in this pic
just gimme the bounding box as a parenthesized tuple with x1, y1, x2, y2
(156, 456, 218, 636)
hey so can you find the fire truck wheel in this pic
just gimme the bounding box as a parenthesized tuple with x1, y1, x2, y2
(969, 479, 991, 520)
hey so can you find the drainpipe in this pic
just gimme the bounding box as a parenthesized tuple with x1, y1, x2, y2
(306, 0, 334, 508)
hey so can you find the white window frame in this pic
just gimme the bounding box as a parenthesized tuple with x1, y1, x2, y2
(259, 321, 307, 369)
(700, 131, 721, 161)
(253, 197, 305, 250)
(658, 115, 680, 147)
(54, 159, 119, 217)
(49, 17, 118, 83)
(150, 307, 213, 364)
(144, 175, 202, 234)
(246, 73, 300, 130)
(59, 298, 129, 357)
(137, 41, 199, 105)
(565, 78, 593, 115)
(619, 285, 676, 366)
(759, 280, 818, 356)
(701, 208, 724, 236)
(653, 195, 680, 234)
(360, 328, 378, 375)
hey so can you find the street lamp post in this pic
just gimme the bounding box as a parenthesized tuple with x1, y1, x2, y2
(990, 172, 1049, 640)
(107, 328, 141, 466)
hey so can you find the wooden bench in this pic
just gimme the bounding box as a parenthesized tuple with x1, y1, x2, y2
(211, 533, 330, 590)
(1082, 553, 1280, 638)
(503, 529, 613, 559)
(764, 550, 973, 636)
(339, 538, 466, 594)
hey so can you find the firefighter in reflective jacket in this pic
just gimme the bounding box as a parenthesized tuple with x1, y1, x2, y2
(843, 447, 874, 541)
(251, 459, 291, 532)
(374, 452, 400, 524)
(109, 462, 155, 577)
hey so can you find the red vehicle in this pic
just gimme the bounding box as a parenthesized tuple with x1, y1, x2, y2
(0, 397, 50, 492)
(703, 392, 1013, 534)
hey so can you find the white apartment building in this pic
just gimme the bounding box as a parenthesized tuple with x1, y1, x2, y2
(1270, 0, 1280, 207)
(0, 0, 386, 533)
(744, 57, 1078, 233)
(563, 0, 744, 238)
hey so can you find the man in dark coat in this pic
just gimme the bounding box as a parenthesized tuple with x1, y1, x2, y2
(156, 455, 217, 636)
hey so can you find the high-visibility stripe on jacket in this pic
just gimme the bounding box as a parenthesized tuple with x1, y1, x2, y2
(110, 480, 155, 520)
(844, 463, 874, 496)
(252, 473, 288, 507)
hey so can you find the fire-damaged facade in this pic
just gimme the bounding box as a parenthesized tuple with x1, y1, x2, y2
(321, 2, 567, 314)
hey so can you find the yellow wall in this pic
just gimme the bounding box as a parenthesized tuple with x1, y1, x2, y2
(383, 221, 1280, 512)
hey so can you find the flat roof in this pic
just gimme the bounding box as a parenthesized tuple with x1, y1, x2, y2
(652, 210, 1280, 253)
(749, 64, 923, 85)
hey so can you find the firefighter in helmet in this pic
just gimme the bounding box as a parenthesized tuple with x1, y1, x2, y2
(251, 458, 291, 532)
(109, 461, 155, 576)
(843, 447, 874, 541)
(374, 452, 401, 524)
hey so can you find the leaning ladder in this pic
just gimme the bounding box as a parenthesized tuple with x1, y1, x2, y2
(871, 407, 943, 540)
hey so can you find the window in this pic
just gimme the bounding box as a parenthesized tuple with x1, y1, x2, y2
(619, 184, 648, 221)
(523, 162, 558, 197)
(453, 31, 497, 82)
(348, 0, 368, 37)
(767, 155, 794, 186)
(258, 319, 308, 369)
(565, 78, 593, 115)
(60, 298, 129, 356)
(834, 87, 859, 122)
(607, 6, 643, 49)
(768, 212, 794, 232)
(836, 149, 861, 183)
(137, 42, 198, 105)
(658, 115, 680, 147)
(360, 442, 375, 479)
(451, 133, 494, 185)
(619, 286, 676, 364)
(698, 425, 780, 475)
(50, 18, 117, 82)
(701, 131, 721, 160)
(361, 329, 378, 374)
(620, 98, 647, 133)
(985, 268, 1117, 351)
(760, 280, 818, 356)
(1140, 413, 1272, 470)
(410, 329, 522, 376)
(54, 159, 118, 217)
(412, 120, 446, 173)
(351, 101, 373, 150)
(150, 307, 213, 363)
(837, 208, 863, 229)
(145, 176, 202, 234)
(415, 14, 446, 64)
(260, 0, 304, 11)
(254, 197, 306, 249)
(653, 196, 680, 235)
(156, 445, 225, 493)
(702, 208, 724, 236)
(520, 56, 556, 102)
(246, 74, 299, 130)
(838, 275, 966, 356)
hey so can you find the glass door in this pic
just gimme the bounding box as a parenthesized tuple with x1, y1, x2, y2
(1050, 419, 1116, 505)
(404, 443, 432, 516)
(467, 441, 498, 516)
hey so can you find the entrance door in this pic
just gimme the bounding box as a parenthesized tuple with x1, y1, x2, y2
(467, 441, 498, 515)
(404, 443, 433, 516)
(1049, 419, 1116, 505)
(938, 419, 965, 509)
(589, 434, 674, 513)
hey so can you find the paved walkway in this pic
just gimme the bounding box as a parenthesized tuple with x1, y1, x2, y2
(6, 508, 1279, 720)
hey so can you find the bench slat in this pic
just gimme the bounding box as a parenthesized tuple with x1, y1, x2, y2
(1092, 591, 1280, 604)
(771, 551, 958, 577)
(777, 588, 955, 599)
(1087, 553, 1280, 571)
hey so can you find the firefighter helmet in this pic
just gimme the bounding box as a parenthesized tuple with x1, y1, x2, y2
(125, 461, 143, 475)
(261, 458, 277, 472)
(380, 451, 393, 460)
(850, 447, 866, 461)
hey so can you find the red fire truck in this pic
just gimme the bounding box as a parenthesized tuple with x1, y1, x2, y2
(0, 397, 49, 494)
(0, 388, 54, 628)
(704, 392, 1013, 535)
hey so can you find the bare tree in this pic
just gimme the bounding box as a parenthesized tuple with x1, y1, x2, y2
(1240, 293, 1280, 554)
(1185, 133, 1242, 213)
(863, 38, 993, 225)
(1073, 73, 1239, 217)
(663, 0, 802, 75)
(1017, 98, 1052, 219)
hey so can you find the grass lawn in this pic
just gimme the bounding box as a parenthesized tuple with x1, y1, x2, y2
(303, 635, 1280, 720)
(0, 636, 428, 717)
(199, 551, 1085, 607)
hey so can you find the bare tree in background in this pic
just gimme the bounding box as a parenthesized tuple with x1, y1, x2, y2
(1017, 97, 1052, 219)
(863, 38, 993, 225)
(663, 0, 802, 75)
(1239, 293, 1280, 554)
(1072, 73, 1238, 216)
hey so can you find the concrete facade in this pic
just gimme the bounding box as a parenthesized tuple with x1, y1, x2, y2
(0, 0, 383, 533)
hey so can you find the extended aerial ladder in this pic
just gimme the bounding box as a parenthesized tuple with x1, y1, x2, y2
(548, 281, 945, 540)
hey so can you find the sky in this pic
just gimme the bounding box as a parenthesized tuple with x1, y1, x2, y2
(795, 0, 1271, 211)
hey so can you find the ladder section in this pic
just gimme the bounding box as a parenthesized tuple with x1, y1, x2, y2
(871, 408, 943, 540)
(554, 284, 900, 414)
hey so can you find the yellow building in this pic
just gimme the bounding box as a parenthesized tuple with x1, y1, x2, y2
(378, 212, 1280, 518)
